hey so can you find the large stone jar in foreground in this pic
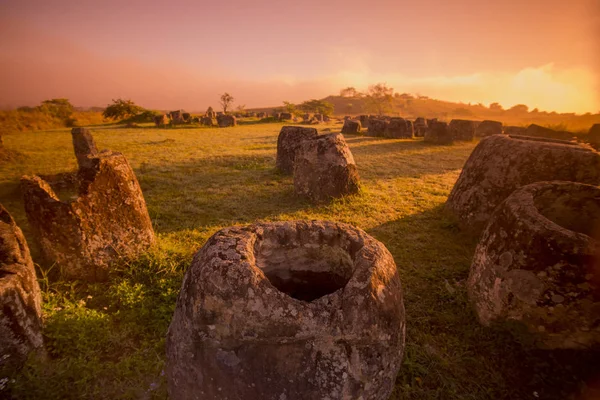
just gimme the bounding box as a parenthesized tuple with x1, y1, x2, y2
(166, 220, 405, 400)
(0, 204, 44, 372)
(446, 135, 600, 234)
(468, 182, 600, 349)
(294, 133, 360, 202)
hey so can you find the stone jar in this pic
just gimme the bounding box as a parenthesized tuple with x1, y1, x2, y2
(166, 220, 406, 400)
(468, 181, 600, 349)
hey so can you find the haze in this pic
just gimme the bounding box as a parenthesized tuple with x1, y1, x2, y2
(0, 0, 598, 113)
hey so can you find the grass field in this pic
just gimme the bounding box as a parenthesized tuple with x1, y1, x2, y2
(1, 122, 598, 399)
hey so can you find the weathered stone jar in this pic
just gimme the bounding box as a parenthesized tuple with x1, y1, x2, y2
(0, 204, 44, 372)
(446, 135, 600, 234)
(276, 126, 318, 174)
(468, 181, 600, 349)
(166, 220, 406, 400)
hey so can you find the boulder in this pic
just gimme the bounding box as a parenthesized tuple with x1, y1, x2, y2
(341, 119, 361, 134)
(276, 126, 318, 174)
(385, 118, 413, 139)
(154, 114, 169, 127)
(587, 124, 600, 149)
(468, 181, 600, 349)
(169, 110, 185, 124)
(323, 115, 331, 122)
(21, 146, 155, 281)
(313, 114, 324, 123)
(294, 133, 360, 202)
(182, 113, 191, 123)
(446, 135, 600, 234)
(424, 121, 453, 145)
(414, 117, 427, 137)
(71, 128, 98, 170)
(217, 114, 236, 127)
(0, 204, 44, 372)
(200, 117, 216, 126)
(476, 120, 503, 137)
(166, 220, 405, 400)
(526, 124, 574, 141)
(426, 118, 438, 126)
(367, 118, 388, 137)
(359, 115, 370, 129)
(257, 112, 267, 118)
(272, 113, 281, 120)
(503, 126, 527, 136)
(449, 119, 476, 141)
(279, 112, 293, 121)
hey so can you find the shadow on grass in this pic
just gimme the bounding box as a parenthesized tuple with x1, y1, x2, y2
(368, 206, 600, 400)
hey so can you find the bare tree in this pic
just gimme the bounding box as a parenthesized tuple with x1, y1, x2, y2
(220, 93, 234, 114)
(340, 87, 360, 98)
(365, 83, 394, 115)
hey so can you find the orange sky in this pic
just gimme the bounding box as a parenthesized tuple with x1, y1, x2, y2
(0, 0, 598, 113)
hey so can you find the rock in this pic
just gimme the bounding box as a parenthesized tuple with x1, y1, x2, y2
(426, 118, 438, 126)
(272, 113, 281, 120)
(313, 114, 324, 123)
(166, 220, 405, 400)
(182, 113, 191, 123)
(468, 181, 600, 349)
(414, 117, 427, 137)
(200, 117, 216, 126)
(154, 114, 169, 127)
(341, 119, 361, 134)
(205, 109, 216, 119)
(449, 119, 476, 141)
(587, 124, 600, 149)
(71, 128, 98, 170)
(0, 204, 44, 372)
(294, 133, 360, 202)
(279, 112, 293, 121)
(216, 115, 236, 127)
(476, 120, 503, 137)
(275, 126, 319, 174)
(21, 147, 155, 281)
(424, 121, 453, 145)
(526, 124, 574, 141)
(257, 112, 267, 118)
(385, 118, 413, 139)
(503, 126, 527, 136)
(169, 110, 185, 124)
(446, 135, 600, 234)
(359, 115, 370, 129)
(368, 118, 388, 137)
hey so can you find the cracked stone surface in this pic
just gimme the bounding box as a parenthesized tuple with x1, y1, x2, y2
(468, 181, 600, 349)
(446, 135, 600, 234)
(21, 139, 155, 281)
(166, 220, 405, 400)
(341, 119, 361, 134)
(424, 121, 453, 145)
(276, 126, 319, 174)
(293, 133, 360, 202)
(0, 204, 44, 373)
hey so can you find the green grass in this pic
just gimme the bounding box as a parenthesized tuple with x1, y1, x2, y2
(0, 123, 597, 399)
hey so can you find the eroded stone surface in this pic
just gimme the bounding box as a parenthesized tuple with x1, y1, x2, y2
(21, 149, 155, 281)
(71, 128, 98, 170)
(476, 120, 503, 137)
(414, 118, 427, 137)
(368, 118, 388, 137)
(166, 220, 405, 400)
(293, 133, 360, 202)
(216, 114, 236, 127)
(504, 126, 527, 136)
(468, 181, 600, 349)
(449, 119, 476, 141)
(526, 124, 574, 141)
(446, 135, 600, 233)
(276, 126, 319, 174)
(385, 117, 413, 139)
(341, 119, 361, 134)
(0, 204, 44, 372)
(424, 121, 453, 145)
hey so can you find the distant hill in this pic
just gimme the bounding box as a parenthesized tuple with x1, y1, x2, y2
(249, 94, 600, 133)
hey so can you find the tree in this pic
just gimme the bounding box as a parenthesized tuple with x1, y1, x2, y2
(340, 87, 359, 98)
(489, 102, 503, 111)
(102, 99, 144, 120)
(220, 93, 234, 113)
(365, 83, 394, 115)
(299, 99, 334, 116)
(283, 101, 297, 114)
(39, 98, 74, 120)
(508, 104, 529, 113)
(236, 104, 246, 113)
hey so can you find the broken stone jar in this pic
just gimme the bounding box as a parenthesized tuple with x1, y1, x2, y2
(468, 181, 600, 349)
(166, 220, 405, 400)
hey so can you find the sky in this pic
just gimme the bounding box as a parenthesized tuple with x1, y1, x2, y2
(0, 0, 598, 113)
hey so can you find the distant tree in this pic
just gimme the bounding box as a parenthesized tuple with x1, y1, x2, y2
(283, 101, 297, 114)
(102, 99, 143, 120)
(340, 87, 359, 98)
(365, 83, 394, 115)
(489, 102, 503, 111)
(508, 104, 529, 113)
(345, 103, 353, 114)
(299, 99, 334, 116)
(220, 93, 234, 113)
(236, 104, 246, 113)
(40, 98, 74, 120)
